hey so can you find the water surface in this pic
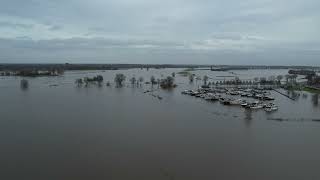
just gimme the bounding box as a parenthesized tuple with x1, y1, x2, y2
(1, 68, 320, 180)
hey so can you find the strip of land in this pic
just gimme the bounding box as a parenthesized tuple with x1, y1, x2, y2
(0, 63, 319, 71)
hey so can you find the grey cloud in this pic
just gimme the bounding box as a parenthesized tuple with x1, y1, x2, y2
(0, 21, 33, 29)
(0, 37, 319, 66)
(0, 0, 319, 65)
(89, 27, 107, 32)
(0, 37, 184, 50)
(48, 25, 62, 31)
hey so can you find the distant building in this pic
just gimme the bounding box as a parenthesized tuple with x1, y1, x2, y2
(288, 69, 316, 76)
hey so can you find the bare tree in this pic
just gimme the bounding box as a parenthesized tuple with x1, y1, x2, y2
(268, 76, 276, 83)
(276, 75, 283, 84)
(291, 74, 298, 84)
(285, 74, 291, 84)
(235, 76, 240, 84)
(196, 76, 201, 84)
(203, 75, 209, 85)
(130, 77, 136, 86)
(114, 74, 126, 87)
(260, 77, 267, 84)
(139, 77, 144, 83)
(75, 78, 83, 86)
(150, 76, 156, 85)
(189, 74, 194, 83)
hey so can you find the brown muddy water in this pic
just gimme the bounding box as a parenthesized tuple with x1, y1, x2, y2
(0, 68, 320, 180)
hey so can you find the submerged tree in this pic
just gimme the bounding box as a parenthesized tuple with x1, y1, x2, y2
(130, 77, 136, 86)
(150, 76, 156, 85)
(277, 75, 283, 84)
(235, 76, 240, 84)
(85, 75, 104, 82)
(139, 77, 144, 86)
(75, 78, 83, 86)
(260, 77, 267, 84)
(291, 74, 298, 84)
(157, 79, 161, 88)
(95, 75, 103, 83)
(285, 74, 291, 84)
(284, 74, 298, 85)
(306, 74, 315, 85)
(83, 77, 89, 87)
(196, 76, 201, 84)
(189, 74, 194, 83)
(139, 77, 144, 84)
(203, 75, 209, 85)
(20, 79, 29, 90)
(114, 74, 126, 87)
(160, 76, 176, 89)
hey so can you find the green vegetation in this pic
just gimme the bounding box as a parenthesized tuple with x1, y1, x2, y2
(75, 75, 104, 87)
(85, 75, 103, 82)
(177, 68, 194, 77)
(160, 76, 177, 89)
(303, 87, 320, 94)
(114, 74, 126, 87)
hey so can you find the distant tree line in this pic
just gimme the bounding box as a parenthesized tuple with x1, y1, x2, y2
(74, 73, 179, 89)
(1, 68, 64, 77)
(192, 75, 285, 87)
(75, 75, 104, 86)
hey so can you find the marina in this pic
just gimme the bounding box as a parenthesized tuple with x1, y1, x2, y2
(182, 87, 279, 112)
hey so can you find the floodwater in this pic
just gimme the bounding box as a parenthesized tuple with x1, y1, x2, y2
(0, 68, 320, 180)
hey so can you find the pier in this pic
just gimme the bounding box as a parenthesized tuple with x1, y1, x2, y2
(272, 89, 296, 100)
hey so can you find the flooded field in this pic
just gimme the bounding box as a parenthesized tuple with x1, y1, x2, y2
(1, 68, 320, 180)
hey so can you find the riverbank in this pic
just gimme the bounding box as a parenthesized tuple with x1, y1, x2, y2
(303, 86, 320, 94)
(1, 63, 319, 72)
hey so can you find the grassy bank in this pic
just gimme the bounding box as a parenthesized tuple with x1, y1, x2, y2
(177, 68, 194, 77)
(303, 87, 320, 94)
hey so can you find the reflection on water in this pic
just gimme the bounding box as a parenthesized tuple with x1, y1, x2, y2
(287, 90, 301, 100)
(312, 94, 319, 107)
(244, 109, 253, 127)
(1, 68, 320, 180)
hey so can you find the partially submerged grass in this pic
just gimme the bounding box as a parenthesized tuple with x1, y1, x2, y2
(302, 87, 320, 94)
(177, 68, 194, 77)
(284, 85, 320, 94)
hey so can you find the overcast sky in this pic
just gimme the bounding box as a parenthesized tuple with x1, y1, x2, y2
(0, 0, 319, 65)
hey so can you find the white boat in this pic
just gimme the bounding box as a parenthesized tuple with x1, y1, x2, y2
(230, 99, 244, 105)
(251, 105, 263, 109)
(271, 107, 278, 110)
(264, 105, 278, 112)
(181, 90, 191, 95)
(241, 103, 248, 107)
